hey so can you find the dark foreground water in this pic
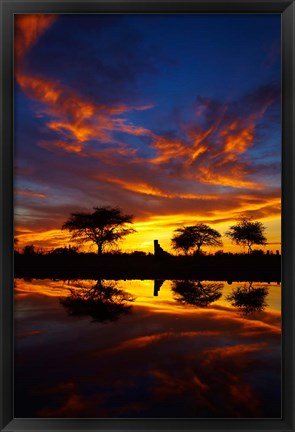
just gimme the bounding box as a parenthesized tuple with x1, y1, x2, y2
(14, 279, 281, 418)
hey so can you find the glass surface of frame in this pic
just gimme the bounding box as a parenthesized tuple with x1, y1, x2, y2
(1, 1, 294, 431)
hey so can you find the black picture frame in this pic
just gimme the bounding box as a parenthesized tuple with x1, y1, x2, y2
(0, 0, 294, 431)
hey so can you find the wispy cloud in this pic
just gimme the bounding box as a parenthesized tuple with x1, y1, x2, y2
(15, 15, 154, 157)
(16, 188, 47, 198)
(14, 14, 57, 60)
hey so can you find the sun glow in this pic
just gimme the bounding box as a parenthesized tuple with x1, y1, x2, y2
(15, 213, 281, 255)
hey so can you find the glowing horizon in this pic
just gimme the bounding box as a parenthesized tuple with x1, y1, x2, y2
(15, 214, 281, 255)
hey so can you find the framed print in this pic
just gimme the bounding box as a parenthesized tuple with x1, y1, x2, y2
(1, 0, 294, 431)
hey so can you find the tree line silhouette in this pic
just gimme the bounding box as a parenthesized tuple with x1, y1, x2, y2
(15, 206, 280, 281)
(17, 205, 271, 256)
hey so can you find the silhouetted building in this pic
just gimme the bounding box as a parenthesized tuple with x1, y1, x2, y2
(154, 240, 167, 256)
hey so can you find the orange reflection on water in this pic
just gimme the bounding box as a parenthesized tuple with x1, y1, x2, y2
(14, 279, 281, 316)
(14, 278, 281, 418)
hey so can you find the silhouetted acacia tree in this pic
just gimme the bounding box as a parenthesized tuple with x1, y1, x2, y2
(172, 280, 223, 307)
(62, 206, 136, 255)
(226, 282, 269, 315)
(225, 217, 267, 254)
(171, 224, 223, 255)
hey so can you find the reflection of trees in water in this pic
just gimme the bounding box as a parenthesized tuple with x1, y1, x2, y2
(60, 280, 135, 323)
(227, 281, 269, 315)
(172, 280, 223, 307)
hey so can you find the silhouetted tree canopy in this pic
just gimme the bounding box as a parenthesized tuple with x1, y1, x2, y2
(23, 244, 36, 255)
(60, 280, 135, 322)
(171, 224, 223, 255)
(226, 282, 269, 315)
(50, 245, 79, 256)
(225, 217, 267, 254)
(62, 206, 136, 254)
(172, 280, 223, 307)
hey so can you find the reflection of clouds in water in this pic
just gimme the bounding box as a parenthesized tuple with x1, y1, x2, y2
(14, 278, 281, 418)
(34, 327, 280, 418)
(16, 330, 43, 339)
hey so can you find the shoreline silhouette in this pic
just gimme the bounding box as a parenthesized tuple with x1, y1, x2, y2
(14, 252, 281, 282)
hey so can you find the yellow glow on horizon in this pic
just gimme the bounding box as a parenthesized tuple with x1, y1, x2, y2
(15, 228, 73, 253)
(15, 211, 281, 255)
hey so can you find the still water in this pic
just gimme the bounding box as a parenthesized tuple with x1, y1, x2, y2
(14, 278, 281, 418)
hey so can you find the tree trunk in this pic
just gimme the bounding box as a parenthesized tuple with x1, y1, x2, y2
(97, 242, 103, 255)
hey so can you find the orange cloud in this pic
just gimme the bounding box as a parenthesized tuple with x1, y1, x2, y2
(96, 173, 199, 198)
(198, 165, 261, 189)
(149, 123, 256, 190)
(39, 140, 84, 154)
(47, 120, 96, 143)
(15, 228, 72, 252)
(147, 95, 278, 194)
(14, 14, 154, 157)
(14, 14, 57, 60)
(16, 74, 62, 104)
(112, 118, 154, 137)
(150, 136, 188, 165)
(221, 121, 255, 155)
(16, 189, 47, 198)
(95, 172, 239, 200)
(150, 115, 219, 168)
(99, 174, 172, 197)
(16, 70, 136, 145)
(17, 73, 153, 152)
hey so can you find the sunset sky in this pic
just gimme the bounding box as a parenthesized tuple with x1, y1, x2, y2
(14, 13, 281, 254)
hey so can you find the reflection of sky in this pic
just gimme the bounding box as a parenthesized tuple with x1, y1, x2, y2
(14, 14, 281, 253)
(15, 279, 281, 418)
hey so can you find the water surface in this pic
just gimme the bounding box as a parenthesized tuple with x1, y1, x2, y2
(14, 278, 281, 418)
